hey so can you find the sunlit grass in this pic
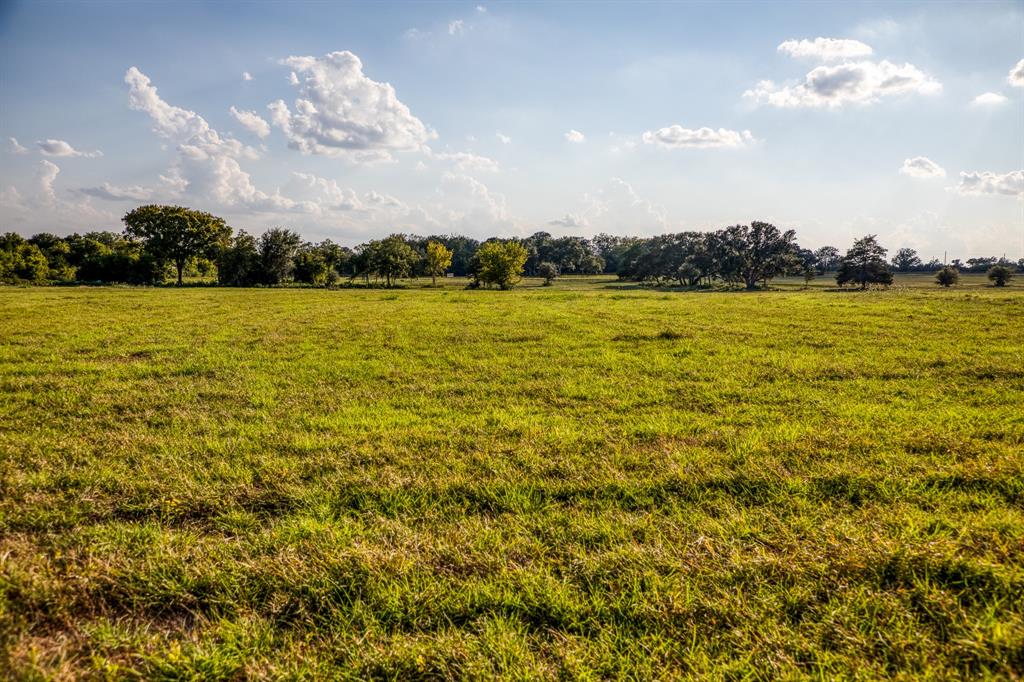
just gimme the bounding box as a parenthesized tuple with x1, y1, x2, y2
(1, 277, 1022, 678)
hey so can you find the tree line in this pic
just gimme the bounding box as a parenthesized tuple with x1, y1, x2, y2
(2, 205, 1020, 289)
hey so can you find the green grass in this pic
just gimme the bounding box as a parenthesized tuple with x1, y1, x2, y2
(1, 276, 1022, 679)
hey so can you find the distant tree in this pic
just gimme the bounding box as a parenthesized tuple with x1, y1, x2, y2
(258, 228, 303, 284)
(28, 233, 75, 280)
(217, 231, 260, 286)
(0, 233, 48, 283)
(371, 235, 420, 287)
(720, 221, 801, 289)
(292, 245, 329, 285)
(538, 261, 559, 286)
(987, 265, 1013, 287)
(796, 248, 817, 287)
(891, 247, 921, 272)
(813, 246, 841, 274)
(425, 240, 453, 286)
(836, 235, 893, 289)
(473, 240, 528, 289)
(935, 266, 959, 288)
(123, 205, 230, 285)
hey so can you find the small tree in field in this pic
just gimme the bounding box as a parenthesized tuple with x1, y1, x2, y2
(538, 261, 559, 286)
(425, 240, 453, 286)
(891, 247, 922, 272)
(836, 235, 893, 289)
(987, 265, 1013, 287)
(473, 240, 528, 289)
(123, 205, 230, 285)
(935, 266, 959, 287)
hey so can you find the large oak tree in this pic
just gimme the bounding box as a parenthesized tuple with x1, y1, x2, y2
(122, 205, 230, 285)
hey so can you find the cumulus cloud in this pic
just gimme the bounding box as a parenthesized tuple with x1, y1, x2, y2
(36, 160, 60, 202)
(1008, 58, 1024, 87)
(229, 106, 271, 138)
(476, 5, 487, 12)
(642, 125, 753, 149)
(573, 177, 667, 235)
(448, 19, 465, 35)
(433, 151, 500, 172)
(242, 71, 254, 82)
(778, 38, 873, 60)
(900, 156, 945, 179)
(972, 92, 1008, 106)
(745, 60, 941, 108)
(564, 129, 585, 143)
(7, 137, 29, 155)
(125, 66, 303, 211)
(439, 172, 514, 233)
(496, 132, 511, 144)
(268, 51, 435, 162)
(548, 213, 588, 228)
(36, 139, 103, 158)
(956, 170, 1024, 197)
(77, 182, 154, 201)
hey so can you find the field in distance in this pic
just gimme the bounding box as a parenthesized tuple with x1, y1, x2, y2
(1, 278, 1022, 679)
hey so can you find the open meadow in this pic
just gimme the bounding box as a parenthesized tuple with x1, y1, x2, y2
(2, 275, 1023, 679)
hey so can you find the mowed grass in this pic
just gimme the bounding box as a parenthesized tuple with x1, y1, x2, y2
(1, 276, 1023, 679)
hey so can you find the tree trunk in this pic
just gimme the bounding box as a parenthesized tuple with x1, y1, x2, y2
(176, 261, 184, 286)
(432, 273, 437, 286)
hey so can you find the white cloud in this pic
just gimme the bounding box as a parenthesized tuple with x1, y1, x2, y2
(433, 151, 500, 172)
(642, 125, 753, 149)
(548, 213, 588, 229)
(496, 132, 511, 144)
(36, 139, 103, 158)
(956, 170, 1024, 197)
(125, 66, 300, 212)
(900, 156, 945, 179)
(564, 129, 585, 143)
(972, 92, 1008, 106)
(36, 160, 60, 202)
(229, 106, 271, 138)
(745, 60, 941, 108)
(1008, 58, 1024, 87)
(778, 38, 873, 60)
(448, 20, 465, 35)
(242, 71, 254, 82)
(268, 51, 435, 161)
(7, 137, 29, 155)
(439, 172, 514, 233)
(476, 5, 487, 12)
(77, 182, 154, 201)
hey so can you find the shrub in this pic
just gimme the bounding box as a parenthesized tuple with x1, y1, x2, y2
(935, 266, 959, 288)
(473, 241, 528, 290)
(538, 262, 559, 286)
(987, 265, 1013, 287)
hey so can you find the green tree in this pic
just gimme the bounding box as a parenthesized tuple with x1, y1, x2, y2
(425, 240, 453, 286)
(719, 222, 800, 289)
(987, 264, 1013, 287)
(371, 235, 420, 287)
(217, 231, 260, 286)
(836, 235, 894, 289)
(122, 205, 230, 285)
(813, 246, 840, 274)
(473, 240, 528, 289)
(538, 261, 559, 286)
(258, 228, 303, 284)
(0, 233, 48, 283)
(891, 247, 922, 272)
(935, 266, 959, 287)
(293, 246, 329, 285)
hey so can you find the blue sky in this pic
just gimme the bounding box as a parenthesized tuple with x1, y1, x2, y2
(1, 1, 1022, 259)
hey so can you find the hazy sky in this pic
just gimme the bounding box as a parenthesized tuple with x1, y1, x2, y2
(1, 1, 1022, 258)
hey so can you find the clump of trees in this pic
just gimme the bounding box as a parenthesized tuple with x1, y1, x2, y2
(3, 204, 1021, 290)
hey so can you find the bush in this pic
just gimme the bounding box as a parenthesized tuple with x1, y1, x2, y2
(538, 262, 559, 286)
(987, 265, 1013, 287)
(935, 266, 959, 288)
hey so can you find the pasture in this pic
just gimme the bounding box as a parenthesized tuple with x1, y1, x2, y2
(2, 276, 1022, 679)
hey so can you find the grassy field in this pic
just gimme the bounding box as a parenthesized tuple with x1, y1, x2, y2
(2, 275, 1023, 679)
